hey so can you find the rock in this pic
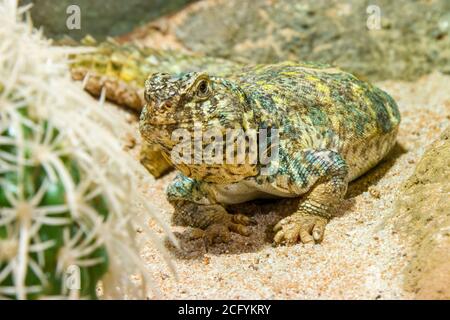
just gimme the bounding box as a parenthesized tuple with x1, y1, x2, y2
(138, 0, 450, 81)
(391, 126, 450, 299)
(20, 0, 194, 40)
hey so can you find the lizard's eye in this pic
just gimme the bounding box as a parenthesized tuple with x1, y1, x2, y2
(195, 79, 210, 99)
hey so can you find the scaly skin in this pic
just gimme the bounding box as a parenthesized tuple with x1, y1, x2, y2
(70, 39, 241, 111)
(139, 61, 401, 245)
(70, 39, 241, 178)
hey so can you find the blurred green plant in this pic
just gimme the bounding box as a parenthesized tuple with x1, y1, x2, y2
(0, 0, 175, 299)
(0, 111, 110, 299)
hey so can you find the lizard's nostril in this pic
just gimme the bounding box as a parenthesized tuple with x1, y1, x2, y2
(153, 101, 172, 111)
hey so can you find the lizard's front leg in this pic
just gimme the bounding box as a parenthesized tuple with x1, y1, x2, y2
(273, 150, 348, 245)
(167, 173, 255, 244)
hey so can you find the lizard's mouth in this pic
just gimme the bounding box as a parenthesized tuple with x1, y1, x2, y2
(139, 120, 192, 144)
(145, 120, 195, 131)
(146, 120, 179, 126)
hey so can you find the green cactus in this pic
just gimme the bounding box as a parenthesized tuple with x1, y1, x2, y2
(0, 111, 108, 299)
(0, 0, 174, 299)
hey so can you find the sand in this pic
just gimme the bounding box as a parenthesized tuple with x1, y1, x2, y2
(108, 72, 449, 299)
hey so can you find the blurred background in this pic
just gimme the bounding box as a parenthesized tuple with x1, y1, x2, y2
(20, 0, 195, 40)
(21, 0, 450, 81)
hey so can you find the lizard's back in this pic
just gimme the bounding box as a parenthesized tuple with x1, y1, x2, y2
(233, 61, 401, 181)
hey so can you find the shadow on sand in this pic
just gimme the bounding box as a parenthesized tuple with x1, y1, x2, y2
(164, 142, 407, 259)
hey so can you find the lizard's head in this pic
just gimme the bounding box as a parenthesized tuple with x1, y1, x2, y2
(139, 72, 257, 182)
(140, 71, 252, 147)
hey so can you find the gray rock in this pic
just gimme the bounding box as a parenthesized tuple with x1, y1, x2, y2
(20, 0, 195, 40)
(173, 0, 450, 81)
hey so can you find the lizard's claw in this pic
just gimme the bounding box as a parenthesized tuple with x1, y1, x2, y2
(273, 214, 327, 245)
(231, 213, 257, 227)
(186, 213, 256, 245)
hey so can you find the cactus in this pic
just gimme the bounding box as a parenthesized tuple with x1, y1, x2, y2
(0, 0, 175, 299)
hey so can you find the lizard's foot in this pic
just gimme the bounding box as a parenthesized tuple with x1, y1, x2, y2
(186, 214, 255, 245)
(185, 224, 236, 245)
(273, 214, 327, 245)
(202, 213, 256, 244)
(176, 203, 256, 245)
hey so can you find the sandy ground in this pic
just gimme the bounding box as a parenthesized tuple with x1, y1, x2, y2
(110, 72, 449, 299)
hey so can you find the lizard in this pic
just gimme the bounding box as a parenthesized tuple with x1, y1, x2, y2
(138, 60, 401, 245)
